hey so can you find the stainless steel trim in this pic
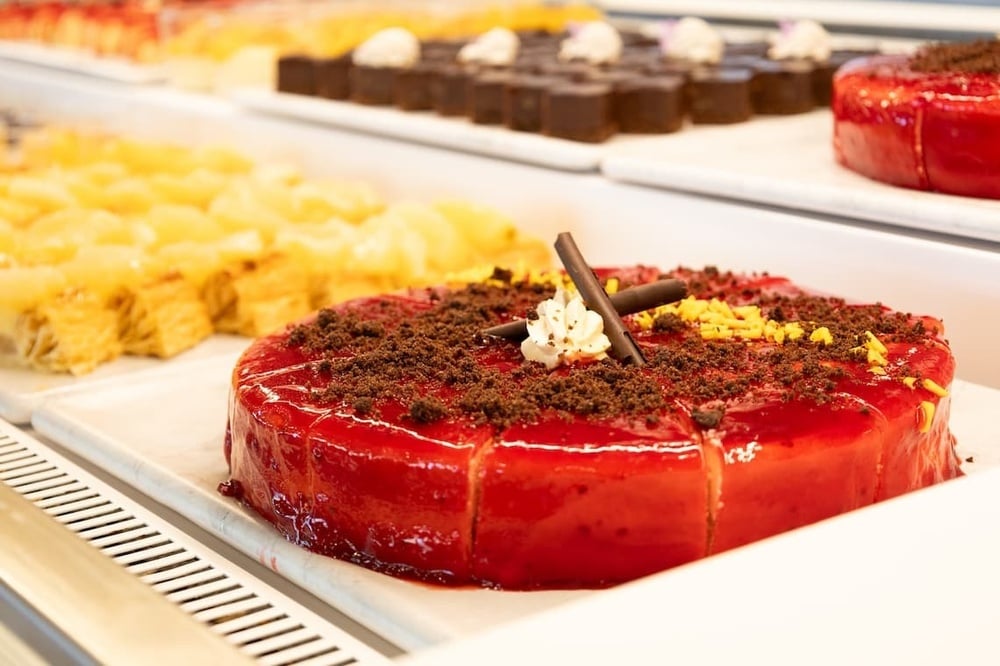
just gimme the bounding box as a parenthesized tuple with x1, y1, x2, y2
(0, 481, 254, 666)
(0, 615, 49, 666)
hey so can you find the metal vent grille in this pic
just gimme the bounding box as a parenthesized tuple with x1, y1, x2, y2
(0, 426, 391, 666)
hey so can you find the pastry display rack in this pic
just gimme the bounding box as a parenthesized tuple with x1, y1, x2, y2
(2, 3, 1000, 662)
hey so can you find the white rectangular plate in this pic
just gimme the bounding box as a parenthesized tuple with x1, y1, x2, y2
(602, 111, 1000, 244)
(29, 354, 999, 650)
(229, 88, 611, 172)
(0, 335, 251, 424)
(0, 40, 165, 84)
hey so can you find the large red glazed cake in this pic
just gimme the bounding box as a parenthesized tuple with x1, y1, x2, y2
(833, 40, 1000, 199)
(223, 265, 960, 589)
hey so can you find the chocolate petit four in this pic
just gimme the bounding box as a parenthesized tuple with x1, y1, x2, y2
(750, 59, 816, 114)
(470, 71, 515, 124)
(350, 27, 421, 106)
(544, 82, 616, 142)
(431, 64, 476, 116)
(503, 74, 560, 132)
(350, 66, 398, 105)
(276, 55, 316, 96)
(394, 62, 437, 111)
(314, 53, 352, 100)
(616, 75, 685, 134)
(688, 67, 754, 124)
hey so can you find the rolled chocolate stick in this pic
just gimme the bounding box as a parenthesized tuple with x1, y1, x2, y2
(482, 278, 687, 339)
(554, 232, 647, 366)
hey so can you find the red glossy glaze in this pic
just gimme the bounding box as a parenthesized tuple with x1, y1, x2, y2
(833, 54, 1000, 198)
(473, 409, 707, 588)
(225, 270, 960, 589)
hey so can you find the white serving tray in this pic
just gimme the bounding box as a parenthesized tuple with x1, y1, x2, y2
(229, 88, 611, 172)
(0, 335, 250, 425)
(602, 110, 1000, 244)
(0, 40, 165, 84)
(30, 353, 999, 651)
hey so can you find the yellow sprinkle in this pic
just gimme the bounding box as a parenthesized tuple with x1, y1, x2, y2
(864, 330, 888, 356)
(922, 378, 949, 398)
(867, 347, 888, 367)
(772, 328, 786, 344)
(709, 299, 735, 319)
(918, 401, 936, 434)
(809, 326, 833, 345)
(902, 376, 917, 389)
(700, 323, 734, 340)
(605, 277, 619, 295)
(736, 326, 764, 340)
(784, 322, 805, 341)
(869, 366, 887, 376)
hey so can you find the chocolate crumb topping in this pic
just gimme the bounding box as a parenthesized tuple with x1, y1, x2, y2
(410, 397, 448, 423)
(652, 312, 685, 333)
(911, 40, 1000, 74)
(691, 408, 724, 429)
(284, 268, 945, 431)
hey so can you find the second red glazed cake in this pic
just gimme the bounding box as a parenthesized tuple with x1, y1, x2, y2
(223, 266, 960, 589)
(833, 40, 1000, 199)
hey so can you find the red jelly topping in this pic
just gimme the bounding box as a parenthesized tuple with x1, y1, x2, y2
(224, 266, 960, 589)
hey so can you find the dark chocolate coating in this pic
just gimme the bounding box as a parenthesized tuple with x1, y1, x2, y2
(394, 63, 436, 110)
(616, 75, 685, 134)
(470, 71, 514, 124)
(277, 55, 316, 96)
(431, 64, 475, 116)
(688, 67, 754, 124)
(503, 75, 559, 132)
(350, 65, 399, 105)
(543, 82, 616, 143)
(750, 59, 816, 115)
(315, 54, 351, 100)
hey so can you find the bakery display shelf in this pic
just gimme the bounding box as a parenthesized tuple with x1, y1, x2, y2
(0, 40, 165, 84)
(28, 352, 1000, 654)
(228, 88, 619, 172)
(601, 110, 1000, 245)
(0, 335, 251, 425)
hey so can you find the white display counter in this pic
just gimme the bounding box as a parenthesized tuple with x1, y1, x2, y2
(1, 46, 999, 664)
